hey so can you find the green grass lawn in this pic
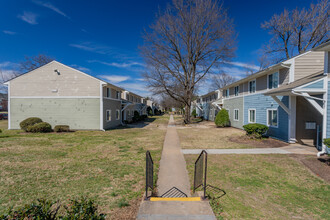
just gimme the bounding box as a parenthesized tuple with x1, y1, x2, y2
(185, 154, 330, 219)
(0, 116, 167, 218)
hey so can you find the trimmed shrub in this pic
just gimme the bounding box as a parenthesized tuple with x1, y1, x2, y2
(0, 129, 2, 133)
(54, 125, 70, 132)
(243, 123, 269, 139)
(215, 109, 230, 127)
(27, 122, 52, 133)
(191, 109, 197, 118)
(20, 117, 43, 131)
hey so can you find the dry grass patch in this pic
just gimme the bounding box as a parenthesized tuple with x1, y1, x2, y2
(177, 127, 254, 149)
(185, 154, 330, 219)
(0, 116, 168, 219)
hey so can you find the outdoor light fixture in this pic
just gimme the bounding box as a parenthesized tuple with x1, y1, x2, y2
(54, 69, 60, 75)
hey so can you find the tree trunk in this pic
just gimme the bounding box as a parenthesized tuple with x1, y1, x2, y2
(184, 103, 191, 124)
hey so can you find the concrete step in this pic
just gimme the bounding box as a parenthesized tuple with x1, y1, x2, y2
(137, 200, 216, 220)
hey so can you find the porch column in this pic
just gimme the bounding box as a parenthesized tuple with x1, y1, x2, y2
(288, 96, 297, 143)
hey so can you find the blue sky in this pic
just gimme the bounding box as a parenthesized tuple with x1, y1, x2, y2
(0, 0, 316, 95)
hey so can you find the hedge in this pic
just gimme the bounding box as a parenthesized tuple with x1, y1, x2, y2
(20, 117, 43, 131)
(54, 125, 70, 132)
(243, 123, 269, 139)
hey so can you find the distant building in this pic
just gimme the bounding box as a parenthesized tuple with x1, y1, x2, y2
(0, 93, 8, 111)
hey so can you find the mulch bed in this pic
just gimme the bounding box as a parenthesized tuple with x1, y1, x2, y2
(290, 154, 330, 183)
(228, 136, 288, 148)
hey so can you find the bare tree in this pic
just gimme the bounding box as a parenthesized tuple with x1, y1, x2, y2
(141, 0, 235, 123)
(261, 0, 329, 61)
(20, 54, 54, 73)
(211, 73, 236, 90)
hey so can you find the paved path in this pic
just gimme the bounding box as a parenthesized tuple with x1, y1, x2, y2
(157, 115, 191, 196)
(137, 115, 216, 220)
(182, 148, 291, 155)
(182, 144, 319, 155)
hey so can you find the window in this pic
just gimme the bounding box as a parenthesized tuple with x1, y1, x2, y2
(224, 88, 229, 98)
(116, 91, 120, 99)
(127, 94, 129, 100)
(248, 109, 256, 123)
(116, 109, 120, 120)
(106, 88, 111, 98)
(234, 109, 239, 121)
(234, 86, 239, 96)
(106, 110, 111, 121)
(268, 72, 279, 89)
(249, 80, 256, 93)
(267, 109, 278, 127)
(127, 110, 130, 117)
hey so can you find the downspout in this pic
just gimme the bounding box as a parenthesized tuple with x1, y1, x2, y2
(99, 82, 106, 131)
(318, 76, 328, 157)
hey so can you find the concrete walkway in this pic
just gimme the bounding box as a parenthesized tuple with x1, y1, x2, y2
(182, 148, 291, 155)
(182, 144, 319, 155)
(157, 115, 191, 197)
(137, 115, 216, 220)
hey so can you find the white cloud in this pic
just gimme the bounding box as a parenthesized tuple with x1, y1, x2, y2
(225, 61, 259, 71)
(70, 42, 110, 55)
(89, 60, 144, 68)
(98, 75, 130, 83)
(0, 70, 18, 82)
(70, 64, 90, 73)
(18, 11, 38, 25)
(32, 0, 70, 19)
(117, 82, 151, 97)
(3, 30, 16, 35)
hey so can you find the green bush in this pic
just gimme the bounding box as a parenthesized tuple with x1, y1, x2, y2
(323, 138, 330, 148)
(0, 129, 2, 133)
(54, 125, 70, 132)
(27, 122, 52, 133)
(63, 197, 105, 220)
(0, 199, 59, 220)
(191, 109, 197, 118)
(243, 123, 269, 139)
(132, 111, 140, 122)
(0, 198, 105, 220)
(215, 109, 230, 127)
(20, 117, 43, 131)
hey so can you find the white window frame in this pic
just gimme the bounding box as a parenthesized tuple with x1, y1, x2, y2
(248, 80, 256, 94)
(116, 91, 120, 99)
(234, 109, 239, 121)
(226, 88, 229, 98)
(267, 72, 279, 90)
(267, 108, 278, 128)
(234, 86, 239, 96)
(248, 108, 256, 123)
(116, 109, 120, 120)
(106, 110, 111, 122)
(106, 88, 111, 98)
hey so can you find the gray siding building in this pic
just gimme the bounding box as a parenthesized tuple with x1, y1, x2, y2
(5, 61, 147, 130)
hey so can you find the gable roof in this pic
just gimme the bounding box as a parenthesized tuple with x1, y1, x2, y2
(3, 60, 125, 91)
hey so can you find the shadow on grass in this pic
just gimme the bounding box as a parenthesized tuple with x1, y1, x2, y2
(108, 118, 157, 131)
